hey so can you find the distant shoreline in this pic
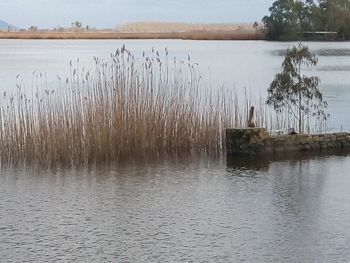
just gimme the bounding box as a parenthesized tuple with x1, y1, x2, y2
(0, 31, 266, 40)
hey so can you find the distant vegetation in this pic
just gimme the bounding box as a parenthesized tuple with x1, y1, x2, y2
(263, 0, 350, 40)
(0, 20, 264, 40)
(116, 22, 258, 33)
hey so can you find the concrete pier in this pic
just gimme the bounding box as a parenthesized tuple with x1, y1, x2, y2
(226, 128, 350, 156)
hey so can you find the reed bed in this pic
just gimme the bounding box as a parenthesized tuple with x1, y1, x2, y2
(0, 46, 321, 166)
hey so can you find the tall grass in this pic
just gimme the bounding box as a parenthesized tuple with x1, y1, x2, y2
(0, 46, 321, 166)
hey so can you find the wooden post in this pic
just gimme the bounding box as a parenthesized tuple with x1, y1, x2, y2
(247, 106, 255, 127)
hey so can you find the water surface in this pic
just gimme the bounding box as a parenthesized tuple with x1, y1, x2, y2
(1, 155, 350, 262)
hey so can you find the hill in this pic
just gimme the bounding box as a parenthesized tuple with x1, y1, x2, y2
(0, 20, 16, 31)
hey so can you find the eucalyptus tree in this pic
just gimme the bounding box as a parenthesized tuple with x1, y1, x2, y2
(266, 43, 329, 133)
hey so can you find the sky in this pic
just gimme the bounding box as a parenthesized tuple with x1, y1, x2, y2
(0, 0, 274, 29)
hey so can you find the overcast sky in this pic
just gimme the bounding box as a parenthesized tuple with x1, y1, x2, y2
(0, 0, 274, 29)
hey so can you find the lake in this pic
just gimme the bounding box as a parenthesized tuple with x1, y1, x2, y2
(0, 40, 350, 262)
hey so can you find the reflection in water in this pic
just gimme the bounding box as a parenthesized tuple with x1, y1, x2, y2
(271, 48, 350, 57)
(315, 48, 350, 57)
(317, 65, 350, 71)
(227, 153, 350, 262)
(226, 151, 350, 171)
(1, 155, 350, 262)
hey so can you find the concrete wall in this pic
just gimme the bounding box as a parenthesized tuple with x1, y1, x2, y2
(226, 128, 350, 156)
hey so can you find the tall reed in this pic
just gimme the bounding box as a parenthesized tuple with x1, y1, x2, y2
(0, 46, 316, 166)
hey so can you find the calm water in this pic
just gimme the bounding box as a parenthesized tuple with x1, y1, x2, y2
(1, 155, 350, 262)
(1, 40, 350, 262)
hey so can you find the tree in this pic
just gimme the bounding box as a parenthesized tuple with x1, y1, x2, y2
(262, 0, 350, 40)
(323, 0, 350, 39)
(75, 21, 82, 28)
(71, 21, 83, 30)
(28, 26, 38, 31)
(266, 43, 328, 133)
(262, 0, 302, 40)
(253, 21, 259, 33)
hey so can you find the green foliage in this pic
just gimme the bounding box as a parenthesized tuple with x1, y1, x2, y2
(266, 43, 329, 133)
(75, 21, 82, 28)
(262, 0, 311, 40)
(71, 21, 82, 29)
(263, 0, 350, 40)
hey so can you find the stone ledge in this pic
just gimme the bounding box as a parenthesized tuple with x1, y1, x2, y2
(226, 128, 350, 156)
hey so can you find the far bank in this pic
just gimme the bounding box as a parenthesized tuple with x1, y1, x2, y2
(0, 31, 266, 40)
